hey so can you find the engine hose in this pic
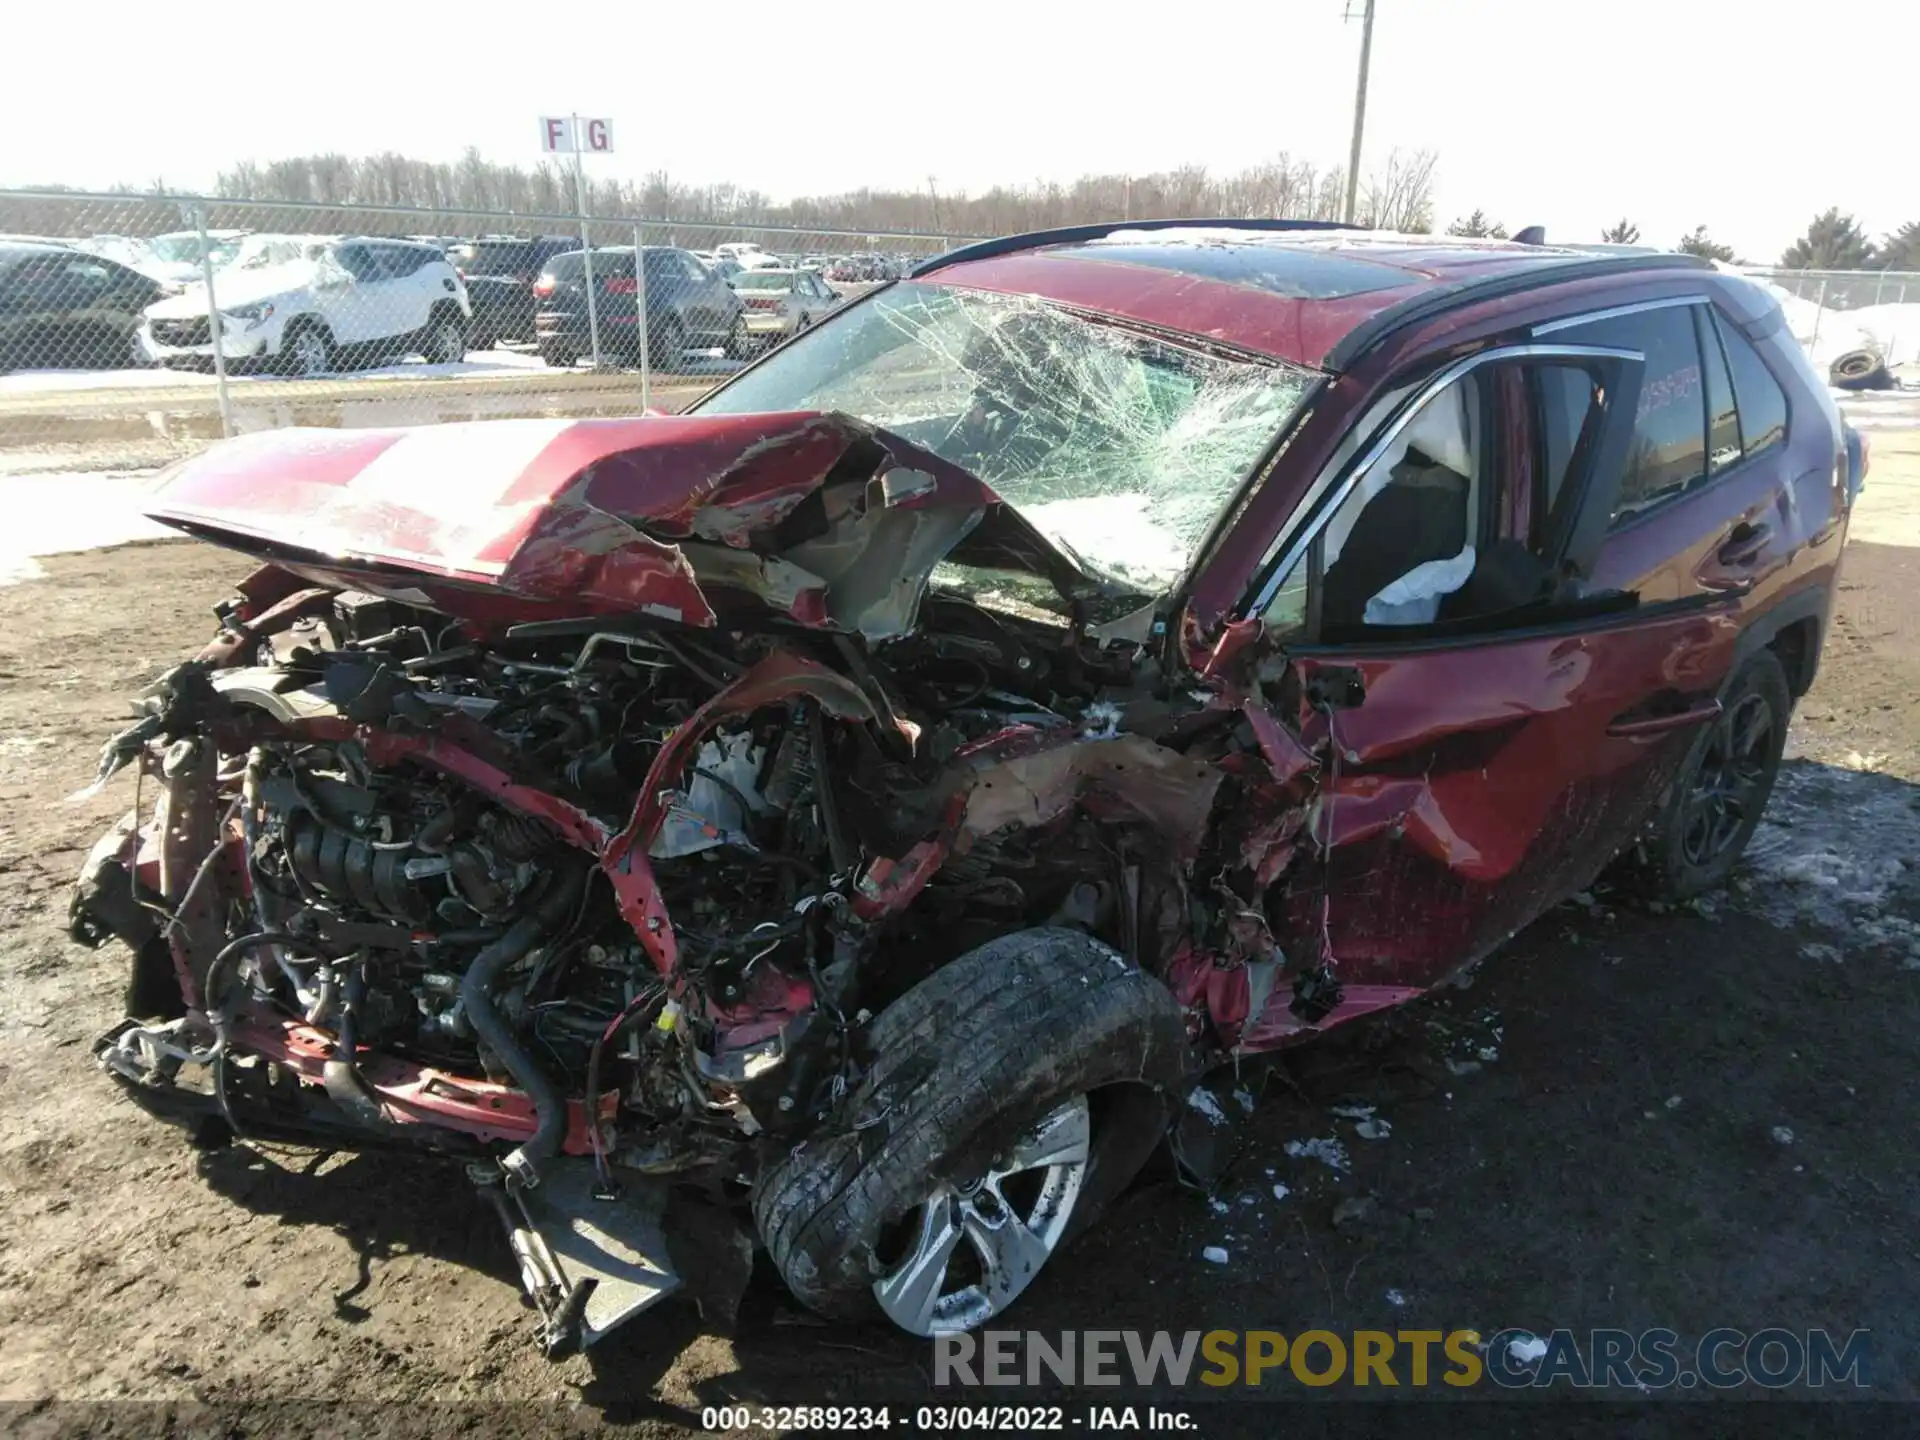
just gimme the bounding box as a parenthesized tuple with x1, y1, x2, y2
(584, 986, 663, 1183)
(200, 930, 300, 1056)
(460, 867, 587, 1189)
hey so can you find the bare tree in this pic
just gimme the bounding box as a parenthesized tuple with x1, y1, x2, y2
(1356, 148, 1438, 233)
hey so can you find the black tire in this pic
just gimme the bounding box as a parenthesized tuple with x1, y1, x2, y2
(278, 320, 333, 378)
(753, 927, 1191, 1326)
(650, 314, 686, 374)
(538, 343, 576, 369)
(420, 307, 466, 365)
(723, 310, 751, 360)
(1640, 649, 1791, 899)
(1829, 349, 1892, 391)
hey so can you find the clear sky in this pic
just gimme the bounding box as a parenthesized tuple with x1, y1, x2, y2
(2, 0, 1912, 263)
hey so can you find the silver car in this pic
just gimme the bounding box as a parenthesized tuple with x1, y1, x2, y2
(731, 267, 841, 345)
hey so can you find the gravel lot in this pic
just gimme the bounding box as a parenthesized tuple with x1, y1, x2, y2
(0, 401, 1913, 1438)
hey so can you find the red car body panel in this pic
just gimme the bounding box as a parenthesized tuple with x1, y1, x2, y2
(146, 410, 1003, 633)
(113, 230, 1849, 1125)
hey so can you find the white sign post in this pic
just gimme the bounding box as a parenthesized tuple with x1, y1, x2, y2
(541, 115, 615, 370)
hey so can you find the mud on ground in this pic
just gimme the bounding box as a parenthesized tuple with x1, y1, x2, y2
(0, 534, 1913, 1436)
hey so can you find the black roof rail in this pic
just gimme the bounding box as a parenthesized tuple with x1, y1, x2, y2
(1324, 251, 1714, 371)
(909, 216, 1353, 278)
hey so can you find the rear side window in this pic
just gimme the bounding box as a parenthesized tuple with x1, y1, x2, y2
(1697, 308, 1741, 473)
(1714, 312, 1789, 457)
(1561, 306, 1706, 524)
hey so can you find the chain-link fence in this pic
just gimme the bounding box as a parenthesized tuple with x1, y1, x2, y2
(5, 189, 1914, 488)
(1731, 266, 1920, 372)
(0, 187, 964, 476)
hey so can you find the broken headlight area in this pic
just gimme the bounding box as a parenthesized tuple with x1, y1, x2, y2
(73, 565, 1332, 1352)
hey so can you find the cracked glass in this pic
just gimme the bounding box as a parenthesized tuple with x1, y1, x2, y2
(697, 281, 1315, 595)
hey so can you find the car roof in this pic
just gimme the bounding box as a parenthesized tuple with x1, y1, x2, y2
(0, 239, 78, 259)
(912, 220, 1713, 370)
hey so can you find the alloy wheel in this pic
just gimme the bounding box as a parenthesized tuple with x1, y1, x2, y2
(872, 1094, 1090, 1335)
(1680, 693, 1774, 867)
(291, 330, 328, 376)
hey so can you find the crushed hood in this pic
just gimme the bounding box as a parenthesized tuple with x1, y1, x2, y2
(145, 411, 1095, 638)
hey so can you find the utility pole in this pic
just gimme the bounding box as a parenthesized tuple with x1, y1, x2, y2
(1341, 0, 1376, 226)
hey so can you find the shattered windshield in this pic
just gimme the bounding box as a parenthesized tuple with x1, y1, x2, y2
(695, 281, 1314, 594)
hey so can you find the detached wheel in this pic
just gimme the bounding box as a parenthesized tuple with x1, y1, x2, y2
(753, 928, 1190, 1334)
(1642, 649, 1791, 899)
(1829, 349, 1891, 391)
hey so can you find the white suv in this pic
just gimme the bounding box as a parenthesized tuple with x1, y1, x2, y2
(142, 237, 472, 376)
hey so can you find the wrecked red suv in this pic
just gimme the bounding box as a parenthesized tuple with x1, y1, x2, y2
(71, 221, 1854, 1352)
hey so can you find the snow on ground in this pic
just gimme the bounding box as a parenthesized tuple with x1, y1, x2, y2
(0, 470, 176, 584)
(1726, 267, 1920, 369)
(0, 348, 553, 395)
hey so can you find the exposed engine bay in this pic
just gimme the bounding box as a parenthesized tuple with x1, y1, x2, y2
(71, 566, 1345, 1349)
(67, 410, 1391, 1355)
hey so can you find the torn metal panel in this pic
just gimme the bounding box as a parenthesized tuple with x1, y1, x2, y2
(953, 733, 1224, 865)
(142, 410, 1087, 642)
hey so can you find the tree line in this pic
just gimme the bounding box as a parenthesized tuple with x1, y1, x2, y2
(1459, 210, 1920, 272)
(7, 148, 1913, 275)
(1, 146, 1437, 245)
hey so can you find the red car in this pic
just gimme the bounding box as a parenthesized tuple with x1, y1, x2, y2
(72, 220, 1858, 1353)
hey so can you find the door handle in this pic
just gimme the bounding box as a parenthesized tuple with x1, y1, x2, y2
(1607, 698, 1721, 738)
(1716, 521, 1771, 567)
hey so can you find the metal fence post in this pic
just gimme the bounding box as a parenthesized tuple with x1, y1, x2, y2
(570, 125, 603, 371)
(189, 202, 233, 438)
(633, 222, 651, 412)
(1809, 276, 1827, 353)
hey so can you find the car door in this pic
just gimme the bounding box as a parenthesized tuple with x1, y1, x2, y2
(1556, 299, 1822, 628)
(320, 244, 381, 345)
(676, 251, 725, 342)
(370, 243, 438, 340)
(39, 255, 122, 365)
(0, 254, 59, 366)
(1217, 340, 1744, 1025)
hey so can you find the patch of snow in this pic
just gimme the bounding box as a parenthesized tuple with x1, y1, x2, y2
(1284, 1136, 1350, 1172)
(1201, 1246, 1230, 1266)
(1771, 1126, 1795, 1146)
(1355, 1117, 1392, 1141)
(1740, 764, 1914, 942)
(1507, 1334, 1549, 1366)
(1271, 1183, 1290, 1201)
(1329, 1103, 1376, 1120)
(0, 469, 177, 586)
(1208, 1196, 1230, 1216)
(1385, 1289, 1407, 1308)
(1185, 1087, 1228, 1126)
(1231, 1087, 1256, 1115)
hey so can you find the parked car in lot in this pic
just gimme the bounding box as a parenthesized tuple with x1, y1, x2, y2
(142, 237, 471, 376)
(449, 235, 577, 349)
(533, 245, 747, 367)
(74, 220, 1854, 1360)
(134, 229, 248, 286)
(0, 241, 164, 371)
(730, 266, 841, 344)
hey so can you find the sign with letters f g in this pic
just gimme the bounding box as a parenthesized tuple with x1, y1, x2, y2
(540, 117, 614, 154)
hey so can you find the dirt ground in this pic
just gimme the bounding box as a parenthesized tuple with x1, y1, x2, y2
(0, 462, 1914, 1435)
